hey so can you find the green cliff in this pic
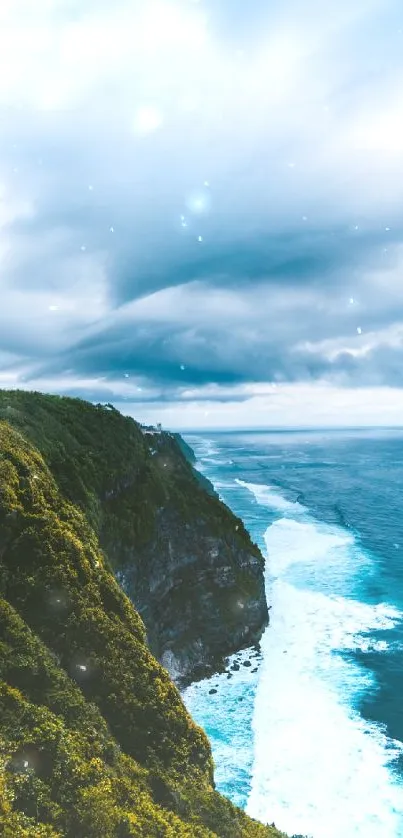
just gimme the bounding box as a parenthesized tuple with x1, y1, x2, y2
(0, 390, 285, 837)
(0, 391, 268, 685)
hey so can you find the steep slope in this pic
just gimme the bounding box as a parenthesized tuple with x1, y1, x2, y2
(0, 390, 268, 683)
(0, 414, 286, 837)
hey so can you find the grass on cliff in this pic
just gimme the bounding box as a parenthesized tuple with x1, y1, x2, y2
(0, 390, 258, 554)
(0, 389, 266, 665)
(0, 393, 285, 837)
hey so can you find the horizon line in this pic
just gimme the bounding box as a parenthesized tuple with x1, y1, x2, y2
(172, 424, 403, 434)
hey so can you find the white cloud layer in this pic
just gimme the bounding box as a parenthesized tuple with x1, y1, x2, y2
(2, 0, 403, 425)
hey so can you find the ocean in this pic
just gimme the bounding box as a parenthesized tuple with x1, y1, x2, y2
(182, 429, 403, 838)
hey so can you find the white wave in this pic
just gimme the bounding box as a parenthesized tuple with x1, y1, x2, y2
(183, 449, 403, 836)
(265, 516, 360, 578)
(354, 638, 390, 653)
(182, 646, 260, 809)
(184, 435, 221, 461)
(246, 518, 403, 838)
(199, 442, 221, 458)
(235, 478, 305, 513)
(202, 457, 229, 466)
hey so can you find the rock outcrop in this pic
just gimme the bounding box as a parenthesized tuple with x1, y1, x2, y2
(107, 430, 268, 685)
(0, 390, 282, 837)
(0, 390, 268, 686)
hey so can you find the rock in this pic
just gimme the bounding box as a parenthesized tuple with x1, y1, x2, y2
(242, 660, 252, 667)
(209, 688, 218, 695)
(0, 391, 285, 838)
(1, 391, 269, 689)
(103, 430, 268, 686)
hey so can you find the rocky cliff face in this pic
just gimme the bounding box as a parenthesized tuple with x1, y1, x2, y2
(0, 392, 269, 682)
(100, 429, 268, 684)
(0, 394, 269, 687)
(0, 405, 284, 837)
(115, 504, 267, 684)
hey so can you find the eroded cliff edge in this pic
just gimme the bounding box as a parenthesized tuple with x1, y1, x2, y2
(0, 394, 284, 837)
(0, 390, 268, 685)
(111, 430, 268, 685)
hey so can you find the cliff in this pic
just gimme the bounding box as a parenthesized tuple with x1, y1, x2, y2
(0, 390, 284, 837)
(112, 429, 268, 684)
(0, 391, 268, 685)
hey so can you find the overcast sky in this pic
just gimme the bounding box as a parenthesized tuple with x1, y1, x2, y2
(2, 0, 403, 428)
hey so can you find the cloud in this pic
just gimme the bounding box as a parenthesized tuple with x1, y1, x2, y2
(119, 383, 403, 430)
(1, 0, 403, 424)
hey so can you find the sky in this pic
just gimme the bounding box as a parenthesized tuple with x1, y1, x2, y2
(2, 0, 403, 428)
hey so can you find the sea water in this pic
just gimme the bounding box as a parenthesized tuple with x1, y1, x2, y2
(182, 429, 403, 838)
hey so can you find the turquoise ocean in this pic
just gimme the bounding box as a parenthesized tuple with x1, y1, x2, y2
(182, 429, 403, 838)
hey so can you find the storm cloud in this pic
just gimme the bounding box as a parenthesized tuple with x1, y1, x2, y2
(2, 0, 403, 426)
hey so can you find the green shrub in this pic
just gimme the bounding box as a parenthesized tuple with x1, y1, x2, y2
(0, 395, 285, 837)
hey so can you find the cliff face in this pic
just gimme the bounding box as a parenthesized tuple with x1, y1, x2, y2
(115, 505, 267, 683)
(0, 390, 282, 837)
(106, 431, 268, 684)
(0, 391, 268, 685)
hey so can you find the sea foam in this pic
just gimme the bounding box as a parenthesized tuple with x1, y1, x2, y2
(183, 445, 403, 838)
(235, 478, 304, 514)
(240, 482, 403, 838)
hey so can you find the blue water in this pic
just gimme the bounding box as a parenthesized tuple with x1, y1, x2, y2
(182, 429, 403, 838)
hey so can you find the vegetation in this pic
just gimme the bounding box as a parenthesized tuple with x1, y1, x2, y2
(0, 390, 266, 672)
(0, 390, 260, 554)
(0, 391, 286, 837)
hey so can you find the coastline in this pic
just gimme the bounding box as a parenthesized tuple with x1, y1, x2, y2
(183, 430, 403, 838)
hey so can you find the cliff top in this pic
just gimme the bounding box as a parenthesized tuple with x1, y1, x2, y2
(0, 390, 285, 837)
